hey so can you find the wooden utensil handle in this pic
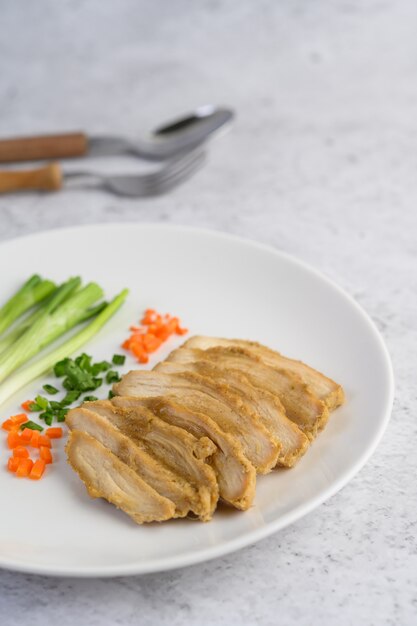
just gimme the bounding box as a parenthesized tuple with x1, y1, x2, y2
(0, 163, 63, 193)
(0, 132, 87, 162)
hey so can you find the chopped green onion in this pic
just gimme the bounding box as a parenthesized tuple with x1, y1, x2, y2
(54, 358, 71, 377)
(83, 395, 98, 402)
(44, 414, 53, 426)
(61, 390, 81, 405)
(112, 354, 125, 365)
(108, 390, 116, 399)
(28, 402, 42, 412)
(49, 400, 63, 410)
(35, 395, 49, 410)
(75, 353, 92, 371)
(91, 361, 111, 375)
(20, 420, 43, 432)
(39, 410, 54, 421)
(43, 384, 59, 395)
(62, 361, 98, 392)
(56, 410, 67, 422)
(106, 370, 121, 384)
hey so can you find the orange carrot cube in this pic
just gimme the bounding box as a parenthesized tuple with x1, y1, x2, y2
(38, 435, 51, 448)
(7, 457, 20, 472)
(30, 431, 41, 448)
(7, 431, 21, 449)
(45, 427, 63, 439)
(16, 458, 34, 478)
(20, 428, 33, 443)
(10, 413, 28, 425)
(21, 400, 34, 412)
(13, 446, 29, 459)
(29, 459, 46, 480)
(39, 446, 53, 464)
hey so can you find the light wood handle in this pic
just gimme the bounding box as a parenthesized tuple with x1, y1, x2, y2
(0, 163, 63, 193)
(0, 132, 88, 162)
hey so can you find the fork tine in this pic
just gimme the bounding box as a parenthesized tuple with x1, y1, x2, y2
(137, 152, 206, 197)
(137, 151, 206, 191)
(105, 149, 206, 197)
(139, 148, 205, 185)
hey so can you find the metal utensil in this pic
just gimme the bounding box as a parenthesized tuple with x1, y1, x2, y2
(0, 149, 206, 197)
(0, 106, 233, 163)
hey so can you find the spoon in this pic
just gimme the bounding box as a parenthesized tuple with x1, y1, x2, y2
(0, 106, 234, 163)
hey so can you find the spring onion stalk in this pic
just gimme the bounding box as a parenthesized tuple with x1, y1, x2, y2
(0, 289, 128, 407)
(0, 277, 81, 366)
(0, 279, 103, 383)
(0, 295, 107, 356)
(0, 275, 56, 336)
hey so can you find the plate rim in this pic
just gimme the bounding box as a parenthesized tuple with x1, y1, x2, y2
(0, 222, 395, 577)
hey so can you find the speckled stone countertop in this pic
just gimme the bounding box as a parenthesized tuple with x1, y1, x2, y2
(0, 1, 416, 624)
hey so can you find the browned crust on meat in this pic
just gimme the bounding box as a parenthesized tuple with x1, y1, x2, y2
(66, 430, 176, 524)
(162, 351, 310, 467)
(183, 336, 345, 411)
(137, 396, 256, 510)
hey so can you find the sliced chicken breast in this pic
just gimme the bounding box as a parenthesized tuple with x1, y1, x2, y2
(119, 396, 256, 510)
(114, 370, 280, 473)
(67, 406, 198, 518)
(66, 430, 175, 524)
(162, 350, 309, 467)
(170, 345, 328, 438)
(85, 400, 218, 521)
(184, 336, 344, 410)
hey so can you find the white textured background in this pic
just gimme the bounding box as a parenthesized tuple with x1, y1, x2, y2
(0, 1, 416, 624)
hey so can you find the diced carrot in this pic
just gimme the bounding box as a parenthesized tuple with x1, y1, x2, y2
(45, 427, 63, 439)
(29, 459, 46, 480)
(38, 435, 51, 448)
(143, 333, 162, 353)
(10, 413, 28, 425)
(130, 332, 144, 344)
(7, 457, 20, 472)
(40, 446, 53, 464)
(124, 309, 188, 363)
(131, 342, 149, 363)
(16, 458, 34, 478)
(2, 419, 17, 432)
(20, 428, 33, 443)
(154, 325, 170, 341)
(13, 446, 29, 459)
(141, 311, 157, 325)
(7, 431, 21, 449)
(21, 400, 34, 412)
(30, 430, 41, 448)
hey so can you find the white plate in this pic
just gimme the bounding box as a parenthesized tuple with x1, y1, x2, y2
(0, 223, 393, 577)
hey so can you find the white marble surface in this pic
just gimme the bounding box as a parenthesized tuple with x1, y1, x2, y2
(0, 0, 416, 624)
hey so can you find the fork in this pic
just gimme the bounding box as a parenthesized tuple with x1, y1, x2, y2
(0, 148, 206, 198)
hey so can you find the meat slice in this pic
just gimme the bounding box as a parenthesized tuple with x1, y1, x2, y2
(84, 400, 218, 521)
(114, 370, 280, 473)
(184, 336, 344, 410)
(66, 407, 198, 518)
(117, 396, 256, 510)
(161, 351, 309, 467)
(66, 430, 175, 524)
(168, 345, 328, 438)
